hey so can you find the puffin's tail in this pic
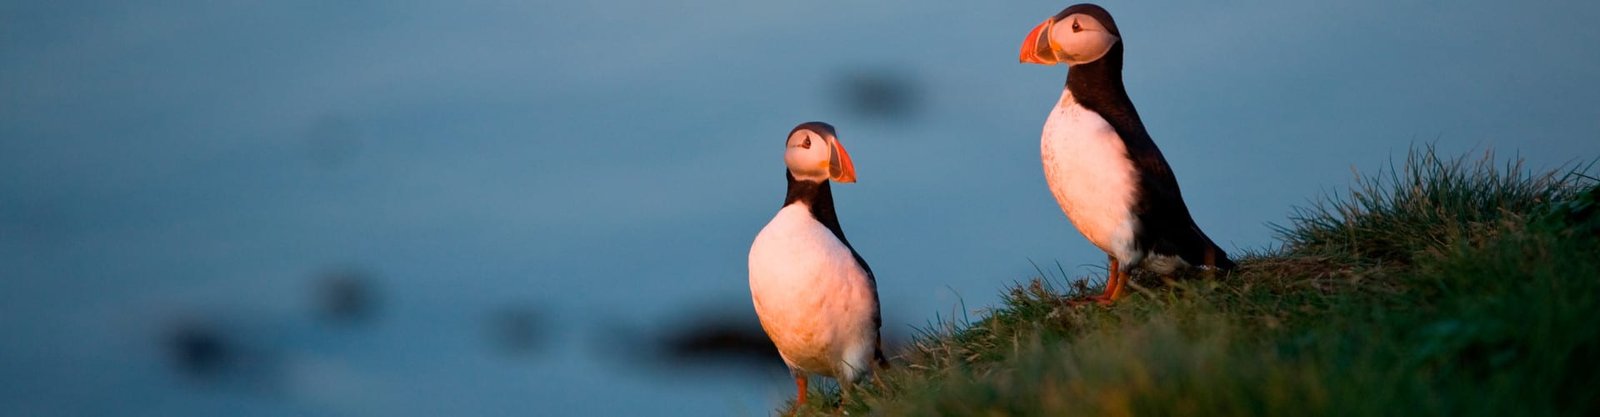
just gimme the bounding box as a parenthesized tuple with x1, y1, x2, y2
(874, 340, 890, 369)
(1203, 243, 1237, 271)
(1186, 224, 1237, 272)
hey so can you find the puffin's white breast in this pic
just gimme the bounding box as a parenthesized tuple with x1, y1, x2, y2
(1041, 88, 1139, 263)
(747, 204, 878, 380)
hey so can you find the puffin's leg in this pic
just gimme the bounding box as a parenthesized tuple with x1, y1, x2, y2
(1106, 267, 1126, 303)
(1114, 256, 1129, 300)
(838, 379, 854, 411)
(794, 374, 808, 407)
(1094, 255, 1123, 305)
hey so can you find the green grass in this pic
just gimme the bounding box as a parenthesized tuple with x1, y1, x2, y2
(781, 147, 1599, 416)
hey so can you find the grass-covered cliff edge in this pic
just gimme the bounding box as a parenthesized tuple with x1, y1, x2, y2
(788, 148, 1599, 416)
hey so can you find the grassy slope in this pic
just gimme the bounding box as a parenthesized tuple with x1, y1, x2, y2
(785, 148, 1599, 416)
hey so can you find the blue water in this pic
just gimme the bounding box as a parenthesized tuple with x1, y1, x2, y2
(4, 1, 1598, 415)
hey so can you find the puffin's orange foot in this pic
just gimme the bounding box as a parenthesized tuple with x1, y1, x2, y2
(1068, 256, 1126, 307)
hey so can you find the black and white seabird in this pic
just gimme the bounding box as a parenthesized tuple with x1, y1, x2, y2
(1020, 3, 1236, 304)
(748, 122, 887, 407)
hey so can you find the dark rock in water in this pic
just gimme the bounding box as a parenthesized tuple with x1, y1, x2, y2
(656, 309, 907, 373)
(590, 307, 816, 374)
(314, 268, 380, 324)
(835, 68, 922, 121)
(659, 316, 781, 368)
(167, 322, 232, 377)
(161, 318, 287, 394)
(488, 307, 545, 356)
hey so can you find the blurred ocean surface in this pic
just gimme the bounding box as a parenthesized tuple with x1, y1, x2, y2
(3, 1, 1598, 415)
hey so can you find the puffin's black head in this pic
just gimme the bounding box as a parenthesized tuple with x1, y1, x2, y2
(784, 121, 856, 183)
(1019, 3, 1122, 66)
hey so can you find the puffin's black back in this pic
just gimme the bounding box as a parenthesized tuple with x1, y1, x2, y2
(1059, 5, 1236, 270)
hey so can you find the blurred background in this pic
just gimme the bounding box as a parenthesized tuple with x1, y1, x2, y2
(2, 1, 1598, 416)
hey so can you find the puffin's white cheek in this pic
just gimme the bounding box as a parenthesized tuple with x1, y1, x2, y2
(784, 148, 829, 179)
(1055, 32, 1119, 64)
(784, 150, 805, 171)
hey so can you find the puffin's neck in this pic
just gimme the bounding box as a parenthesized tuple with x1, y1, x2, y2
(784, 171, 851, 245)
(1064, 44, 1141, 127)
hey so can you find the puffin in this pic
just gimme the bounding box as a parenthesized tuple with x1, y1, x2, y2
(748, 122, 887, 407)
(1019, 3, 1236, 304)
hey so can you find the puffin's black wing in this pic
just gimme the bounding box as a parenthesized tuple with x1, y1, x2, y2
(1127, 137, 1235, 270)
(1092, 102, 1236, 271)
(845, 249, 889, 367)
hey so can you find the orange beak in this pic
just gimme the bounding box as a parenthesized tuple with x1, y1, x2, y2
(1019, 18, 1059, 65)
(828, 137, 857, 183)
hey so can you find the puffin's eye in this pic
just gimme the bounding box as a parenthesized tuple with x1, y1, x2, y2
(1071, 20, 1082, 32)
(801, 137, 812, 149)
